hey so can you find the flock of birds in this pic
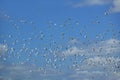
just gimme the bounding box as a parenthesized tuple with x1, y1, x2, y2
(0, 11, 120, 80)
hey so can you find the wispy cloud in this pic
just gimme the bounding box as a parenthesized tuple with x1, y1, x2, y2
(69, 71, 120, 80)
(73, 0, 112, 8)
(81, 57, 120, 71)
(69, 56, 120, 80)
(62, 39, 120, 56)
(110, 0, 120, 13)
(71, 0, 120, 13)
(0, 63, 64, 80)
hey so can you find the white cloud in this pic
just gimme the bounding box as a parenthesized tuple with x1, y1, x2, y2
(62, 46, 85, 56)
(69, 71, 120, 80)
(110, 0, 120, 13)
(73, 0, 112, 8)
(70, 56, 120, 79)
(72, 0, 120, 13)
(0, 64, 63, 80)
(99, 39, 120, 53)
(62, 39, 120, 57)
(80, 57, 120, 72)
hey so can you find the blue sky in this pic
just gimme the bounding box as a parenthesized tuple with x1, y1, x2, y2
(0, 0, 120, 80)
